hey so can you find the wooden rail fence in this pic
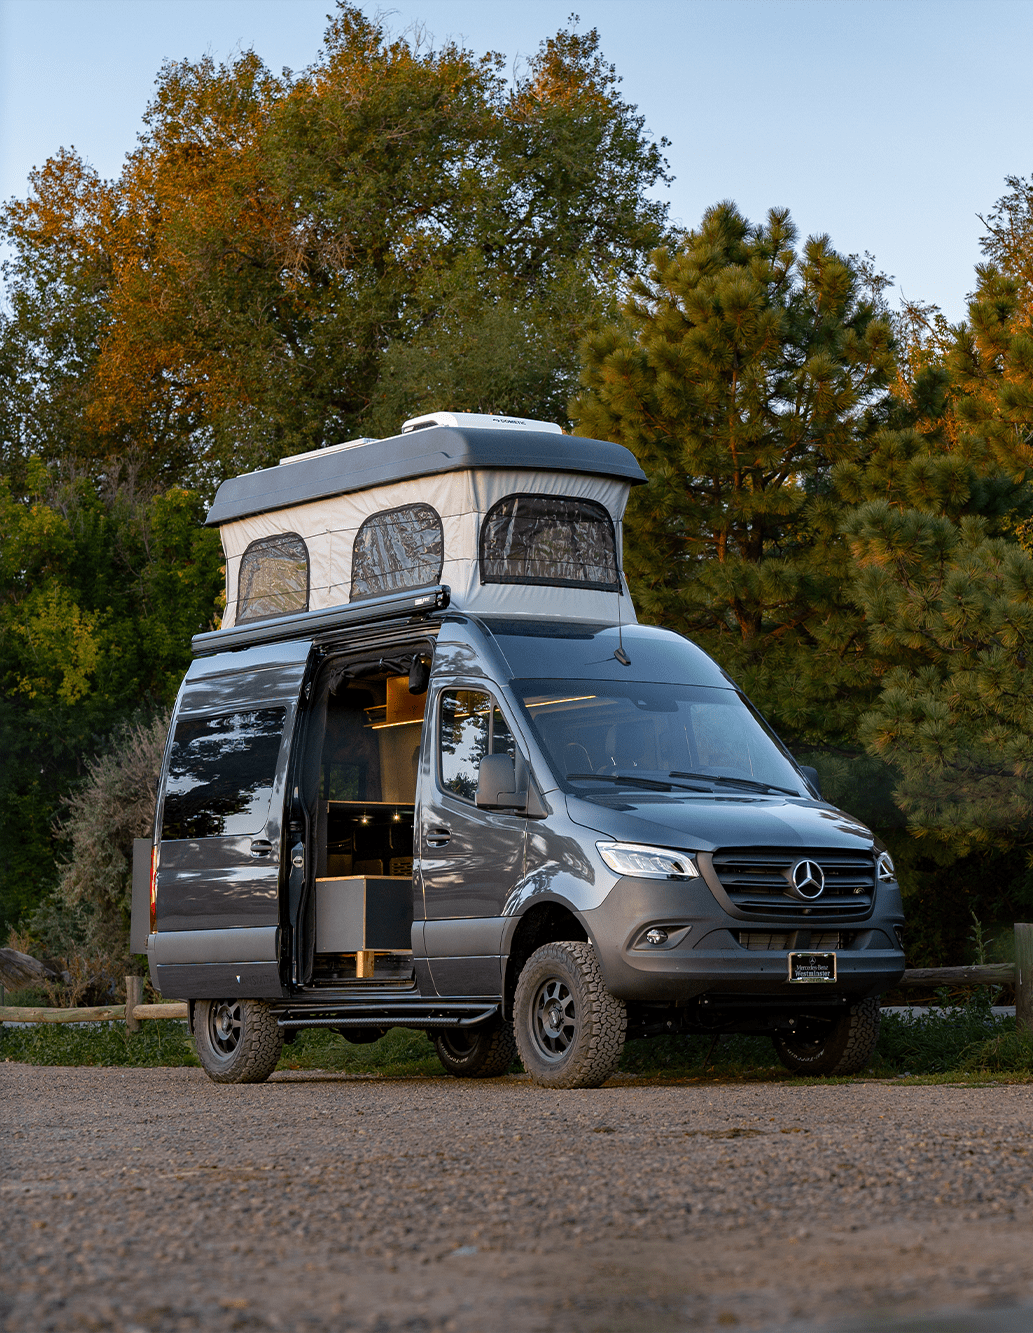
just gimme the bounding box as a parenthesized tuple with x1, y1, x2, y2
(0, 999, 188, 1024)
(0, 924, 1030, 1031)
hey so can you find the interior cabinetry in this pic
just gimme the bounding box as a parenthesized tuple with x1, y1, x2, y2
(308, 671, 424, 989)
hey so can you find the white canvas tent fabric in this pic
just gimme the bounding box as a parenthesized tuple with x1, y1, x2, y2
(217, 467, 636, 629)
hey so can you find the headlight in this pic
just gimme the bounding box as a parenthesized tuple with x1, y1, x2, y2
(597, 841, 699, 880)
(876, 851, 896, 882)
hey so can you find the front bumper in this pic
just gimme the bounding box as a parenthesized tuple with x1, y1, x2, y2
(583, 874, 905, 1003)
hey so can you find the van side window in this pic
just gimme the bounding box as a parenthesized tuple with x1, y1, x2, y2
(439, 691, 514, 802)
(237, 534, 309, 623)
(351, 504, 444, 600)
(479, 494, 619, 591)
(161, 708, 286, 839)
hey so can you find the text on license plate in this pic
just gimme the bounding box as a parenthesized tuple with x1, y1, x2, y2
(788, 951, 837, 983)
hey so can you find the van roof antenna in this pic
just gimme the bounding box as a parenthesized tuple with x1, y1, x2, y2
(614, 570, 631, 666)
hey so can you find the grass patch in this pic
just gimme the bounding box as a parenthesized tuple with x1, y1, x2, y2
(3, 993, 1031, 1083)
(276, 1026, 441, 1077)
(961, 1026, 1033, 1073)
(871, 991, 1025, 1075)
(0, 1019, 198, 1067)
(621, 1031, 780, 1078)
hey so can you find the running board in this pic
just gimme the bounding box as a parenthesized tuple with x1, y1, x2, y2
(275, 1001, 500, 1030)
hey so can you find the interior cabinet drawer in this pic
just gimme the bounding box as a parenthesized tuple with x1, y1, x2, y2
(314, 876, 413, 952)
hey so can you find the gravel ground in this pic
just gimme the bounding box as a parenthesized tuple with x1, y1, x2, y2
(2, 1064, 1032, 1333)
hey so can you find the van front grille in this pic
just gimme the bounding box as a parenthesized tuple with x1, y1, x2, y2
(738, 931, 792, 951)
(737, 931, 846, 951)
(713, 848, 875, 919)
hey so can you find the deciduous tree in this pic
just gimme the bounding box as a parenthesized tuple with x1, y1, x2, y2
(1, 6, 670, 487)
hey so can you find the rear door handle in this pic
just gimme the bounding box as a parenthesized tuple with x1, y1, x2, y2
(250, 839, 273, 858)
(426, 826, 451, 848)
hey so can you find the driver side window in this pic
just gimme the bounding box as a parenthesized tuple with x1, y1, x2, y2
(439, 690, 514, 802)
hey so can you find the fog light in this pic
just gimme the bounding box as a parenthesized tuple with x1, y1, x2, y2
(645, 928, 668, 947)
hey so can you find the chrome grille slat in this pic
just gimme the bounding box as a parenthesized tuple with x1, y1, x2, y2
(713, 847, 875, 920)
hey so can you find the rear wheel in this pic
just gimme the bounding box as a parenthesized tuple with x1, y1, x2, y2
(772, 997, 881, 1076)
(433, 1020, 517, 1077)
(193, 999, 283, 1084)
(513, 941, 626, 1089)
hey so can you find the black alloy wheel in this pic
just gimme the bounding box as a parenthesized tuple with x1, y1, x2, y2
(193, 998, 284, 1084)
(513, 941, 626, 1089)
(433, 1020, 518, 1077)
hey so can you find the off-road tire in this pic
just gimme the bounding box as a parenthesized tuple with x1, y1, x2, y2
(433, 1019, 518, 1077)
(772, 997, 881, 1076)
(513, 941, 626, 1089)
(193, 998, 283, 1084)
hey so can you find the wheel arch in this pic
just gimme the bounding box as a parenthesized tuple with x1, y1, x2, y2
(501, 899, 590, 1021)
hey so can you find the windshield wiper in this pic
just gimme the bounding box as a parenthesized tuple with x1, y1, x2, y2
(669, 771, 800, 797)
(566, 772, 709, 793)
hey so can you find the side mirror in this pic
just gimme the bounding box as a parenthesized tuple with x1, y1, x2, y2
(798, 765, 821, 798)
(476, 753, 527, 810)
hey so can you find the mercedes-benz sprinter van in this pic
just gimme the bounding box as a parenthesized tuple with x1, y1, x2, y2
(135, 413, 904, 1088)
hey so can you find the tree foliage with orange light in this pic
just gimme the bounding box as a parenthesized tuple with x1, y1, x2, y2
(0, 5, 670, 944)
(2, 5, 670, 491)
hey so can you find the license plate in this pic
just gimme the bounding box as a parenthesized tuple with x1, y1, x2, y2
(788, 951, 837, 983)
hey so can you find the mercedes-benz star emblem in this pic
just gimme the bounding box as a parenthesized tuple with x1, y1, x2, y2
(788, 858, 825, 899)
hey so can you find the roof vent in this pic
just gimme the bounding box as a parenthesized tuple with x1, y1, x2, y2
(401, 411, 563, 435)
(279, 437, 378, 466)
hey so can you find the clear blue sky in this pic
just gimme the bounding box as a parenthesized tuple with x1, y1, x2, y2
(2, 0, 1032, 321)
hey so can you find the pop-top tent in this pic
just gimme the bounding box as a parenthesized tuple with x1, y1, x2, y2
(205, 412, 647, 631)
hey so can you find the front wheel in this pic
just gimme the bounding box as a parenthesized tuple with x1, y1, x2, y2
(772, 997, 881, 1076)
(433, 1019, 518, 1077)
(513, 941, 626, 1089)
(193, 999, 283, 1084)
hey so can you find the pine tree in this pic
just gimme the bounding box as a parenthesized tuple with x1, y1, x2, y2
(573, 202, 895, 749)
(848, 261, 1033, 856)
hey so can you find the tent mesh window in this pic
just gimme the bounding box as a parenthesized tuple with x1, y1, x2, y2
(236, 533, 310, 623)
(480, 494, 619, 590)
(350, 503, 444, 599)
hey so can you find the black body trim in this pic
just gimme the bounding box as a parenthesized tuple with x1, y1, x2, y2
(155, 960, 285, 999)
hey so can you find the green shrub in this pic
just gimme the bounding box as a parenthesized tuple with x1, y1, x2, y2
(0, 1018, 197, 1067)
(961, 1027, 1033, 1072)
(873, 990, 1013, 1074)
(276, 1026, 441, 1077)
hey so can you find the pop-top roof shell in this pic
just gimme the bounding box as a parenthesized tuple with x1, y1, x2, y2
(205, 424, 646, 527)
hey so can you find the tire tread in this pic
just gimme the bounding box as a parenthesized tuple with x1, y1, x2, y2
(513, 940, 626, 1089)
(773, 997, 881, 1076)
(195, 999, 283, 1084)
(434, 1021, 518, 1078)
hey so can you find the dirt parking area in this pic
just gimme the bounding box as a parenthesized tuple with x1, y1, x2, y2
(1, 1064, 1032, 1333)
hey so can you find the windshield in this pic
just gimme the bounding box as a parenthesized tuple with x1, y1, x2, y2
(512, 679, 808, 797)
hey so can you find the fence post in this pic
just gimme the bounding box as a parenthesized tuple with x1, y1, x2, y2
(1016, 924, 1033, 1034)
(125, 975, 144, 1033)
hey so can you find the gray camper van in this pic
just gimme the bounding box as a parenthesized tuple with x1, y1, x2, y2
(136, 413, 905, 1088)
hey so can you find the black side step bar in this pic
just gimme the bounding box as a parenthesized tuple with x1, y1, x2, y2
(275, 1001, 500, 1030)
